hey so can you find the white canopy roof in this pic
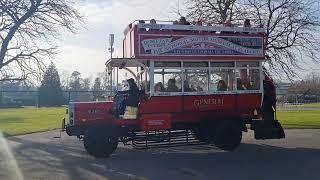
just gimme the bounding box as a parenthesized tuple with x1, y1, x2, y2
(105, 58, 148, 69)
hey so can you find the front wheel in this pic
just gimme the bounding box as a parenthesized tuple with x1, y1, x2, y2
(213, 121, 242, 151)
(84, 126, 118, 158)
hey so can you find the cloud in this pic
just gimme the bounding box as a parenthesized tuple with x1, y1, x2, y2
(55, 45, 107, 77)
(78, 0, 179, 28)
(55, 0, 182, 78)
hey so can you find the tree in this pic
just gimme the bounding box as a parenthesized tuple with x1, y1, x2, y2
(38, 62, 65, 106)
(69, 71, 81, 90)
(97, 71, 110, 91)
(0, 0, 82, 82)
(185, 0, 238, 24)
(183, 0, 320, 78)
(289, 72, 320, 95)
(82, 77, 91, 91)
(92, 77, 103, 99)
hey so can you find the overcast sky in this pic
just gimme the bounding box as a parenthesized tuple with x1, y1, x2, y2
(53, 0, 320, 81)
(54, 0, 182, 79)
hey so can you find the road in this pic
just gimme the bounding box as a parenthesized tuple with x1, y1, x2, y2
(1, 129, 320, 180)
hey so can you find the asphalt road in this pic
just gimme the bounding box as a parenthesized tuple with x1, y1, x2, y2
(1, 129, 320, 180)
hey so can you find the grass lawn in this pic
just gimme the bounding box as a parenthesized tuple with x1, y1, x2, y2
(278, 110, 320, 129)
(0, 107, 319, 136)
(299, 103, 320, 108)
(0, 107, 66, 136)
(280, 103, 320, 108)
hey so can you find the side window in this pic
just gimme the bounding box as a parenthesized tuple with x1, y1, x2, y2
(236, 65, 260, 90)
(210, 69, 235, 91)
(154, 69, 182, 92)
(184, 69, 209, 92)
(139, 71, 150, 92)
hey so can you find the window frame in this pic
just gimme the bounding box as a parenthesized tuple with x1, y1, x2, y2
(150, 60, 263, 96)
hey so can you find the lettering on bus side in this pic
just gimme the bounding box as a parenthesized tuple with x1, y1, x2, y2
(193, 98, 224, 107)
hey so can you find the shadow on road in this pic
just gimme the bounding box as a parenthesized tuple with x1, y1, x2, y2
(7, 135, 320, 180)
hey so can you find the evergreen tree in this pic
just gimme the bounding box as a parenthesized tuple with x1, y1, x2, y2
(39, 63, 65, 106)
(92, 77, 103, 99)
(69, 71, 81, 90)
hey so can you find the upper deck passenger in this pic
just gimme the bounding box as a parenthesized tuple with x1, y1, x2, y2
(221, 20, 234, 34)
(179, 16, 191, 25)
(139, 20, 146, 31)
(149, 19, 158, 31)
(243, 19, 251, 34)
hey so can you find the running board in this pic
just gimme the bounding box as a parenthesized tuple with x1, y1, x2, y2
(132, 130, 206, 149)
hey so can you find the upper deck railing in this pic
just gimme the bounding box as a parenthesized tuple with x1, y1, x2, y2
(124, 20, 265, 35)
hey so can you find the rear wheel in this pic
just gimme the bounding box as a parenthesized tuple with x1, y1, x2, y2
(194, 121, 216, 143)
(213, 121, 242, 151)
(84, 126, 118, 158)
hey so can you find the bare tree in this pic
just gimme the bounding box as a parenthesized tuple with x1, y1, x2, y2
(183, 0, 320, 78)
(0, 0, 82, 82)
(244, 0, 320, 78)
(289, 72, 320, 95)
(185, 0, 240, 24)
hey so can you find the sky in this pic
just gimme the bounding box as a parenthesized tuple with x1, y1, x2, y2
(54, 0, 183, 80)
(53, 0, 320, 81)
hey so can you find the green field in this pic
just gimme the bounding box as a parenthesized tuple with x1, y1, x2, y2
(0, 107, 66, 136)
(0, 107, 319, 136)
(278, 110, 320, 129)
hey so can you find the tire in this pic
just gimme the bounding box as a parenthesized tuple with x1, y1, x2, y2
(83, 126, 118, 158)
(213, 121, 242, 151)
(194, 121, 215, 143)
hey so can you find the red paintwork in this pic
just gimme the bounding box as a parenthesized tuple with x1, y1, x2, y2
(71, 94, 262, 131)
(141, 114, 172, 131)
(72, 101, 115, 125)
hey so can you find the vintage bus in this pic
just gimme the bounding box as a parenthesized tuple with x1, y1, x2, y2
(64, 19, 285, 158)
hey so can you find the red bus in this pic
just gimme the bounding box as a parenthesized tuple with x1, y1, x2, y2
(63, 20, 285, 158)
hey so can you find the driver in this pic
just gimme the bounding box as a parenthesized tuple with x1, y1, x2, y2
(117, 78, 140, 115)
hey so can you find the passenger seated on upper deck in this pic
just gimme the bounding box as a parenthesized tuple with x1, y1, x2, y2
(243, 19, 251, 34)
(171, 20, 179, 31)
(166, 79, 179, 92)
(149, 19, 158, 31)
(138, 20, 146, 31)
(193, 20, 203, 33)
(221, 20, 234, 34)
(206, 22, 216, 33)
(179, 16, 191, 25)
(217, 80, 227, 91)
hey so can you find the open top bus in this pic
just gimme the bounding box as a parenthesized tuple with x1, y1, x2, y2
(63, 19, 285, 158)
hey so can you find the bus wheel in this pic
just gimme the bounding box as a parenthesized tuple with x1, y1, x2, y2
(194, 121, 215, 143)
(84, 126, 118, 158)
(214, 121, 242, 151)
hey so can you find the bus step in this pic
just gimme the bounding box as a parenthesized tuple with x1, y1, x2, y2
(132, 130, 206, 149)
